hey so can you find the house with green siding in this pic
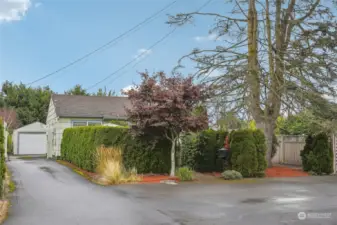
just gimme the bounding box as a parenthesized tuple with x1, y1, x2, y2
(46, 94, 130, 158)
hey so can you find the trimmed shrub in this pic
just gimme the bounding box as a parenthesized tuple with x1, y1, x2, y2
(252, 129, 267, 176)
(122, 137, 171, 174)
(0, 118, 5, 198)
(176, 167, 194, 181)
(230, 130, 258, 177)
(180, 130, 227, 172)
(61, 126, 170, 174)
(301, 133, 333, 175)
(300, 135, 314, 172)
(221, 170, 243, 180)
(311, 133, 333, 175)
(180, 133, 199, 170)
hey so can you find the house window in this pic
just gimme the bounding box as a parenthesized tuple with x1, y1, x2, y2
(72, 121, 87, 127)
(71, 120, 102, 127)
(88, 121, 102, 126)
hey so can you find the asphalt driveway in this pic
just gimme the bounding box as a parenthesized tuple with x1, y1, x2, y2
(5, 158, 337, 225)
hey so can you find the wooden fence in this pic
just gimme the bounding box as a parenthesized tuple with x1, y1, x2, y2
(272, 135, 306, 166)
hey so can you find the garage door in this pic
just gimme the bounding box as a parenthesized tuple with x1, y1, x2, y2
(18, 133, 47, 155)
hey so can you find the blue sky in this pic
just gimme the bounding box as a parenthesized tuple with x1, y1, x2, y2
(0, 0, 224, 94)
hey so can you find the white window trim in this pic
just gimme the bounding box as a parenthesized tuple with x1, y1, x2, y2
(71, 120, 102, 127)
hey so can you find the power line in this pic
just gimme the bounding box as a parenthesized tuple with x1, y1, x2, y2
(26, 0, 179, 86)
(85, 28, 177, 91)
(44, 0, 214, 119)
(99, 0, 214, 88)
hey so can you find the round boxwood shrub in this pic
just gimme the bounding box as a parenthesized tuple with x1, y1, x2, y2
(230, 130, 258, 177)
(221, 170, 243, 180)
(176, 167, 194, 181)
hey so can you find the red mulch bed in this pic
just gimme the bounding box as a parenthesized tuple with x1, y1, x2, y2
(265, 166, 309, 177)
(139, 175, 179, 184)
(57, 160, 179, 184)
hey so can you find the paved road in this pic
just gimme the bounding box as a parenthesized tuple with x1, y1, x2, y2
(5, 158, 337, 225)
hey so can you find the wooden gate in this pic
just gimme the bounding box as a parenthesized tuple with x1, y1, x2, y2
(272, 135, 305, 166)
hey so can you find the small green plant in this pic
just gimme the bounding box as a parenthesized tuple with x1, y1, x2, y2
(8, 180, 16, 193)
(308, 171, 317, 176)
(221, 170, 243, 180)
(176, 167, 194, 181)
(6, 168, 16, 193)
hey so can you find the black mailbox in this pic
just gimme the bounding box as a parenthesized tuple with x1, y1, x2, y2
(217, 147, 229, 160)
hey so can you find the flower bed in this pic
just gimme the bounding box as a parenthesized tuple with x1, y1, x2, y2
(265, 166, 309, 177)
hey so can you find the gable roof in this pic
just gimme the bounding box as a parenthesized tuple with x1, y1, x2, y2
(51, 94, 131, 119)
(15, 122, 46, 132)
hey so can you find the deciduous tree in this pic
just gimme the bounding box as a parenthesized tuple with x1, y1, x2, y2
(169, 0, 337, 167)
(124, 72, 208, 176)
(93, 86, 116, 96)
(1, 81, 52, 125)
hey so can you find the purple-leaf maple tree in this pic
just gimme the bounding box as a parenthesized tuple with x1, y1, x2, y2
(124, 71, 208, 176)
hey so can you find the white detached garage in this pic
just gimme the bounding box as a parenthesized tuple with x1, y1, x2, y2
(13, 122, 47, 155)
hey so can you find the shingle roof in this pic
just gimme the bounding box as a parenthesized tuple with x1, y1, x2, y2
(51, 94, 131, 119)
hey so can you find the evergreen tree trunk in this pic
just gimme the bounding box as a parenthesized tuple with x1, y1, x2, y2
(256, 120, 274, 167)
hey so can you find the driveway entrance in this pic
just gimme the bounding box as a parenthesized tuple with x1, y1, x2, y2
(5, 158, 337, 225)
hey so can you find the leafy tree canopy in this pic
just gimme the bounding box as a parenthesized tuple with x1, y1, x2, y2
(64, 84, 89, 96)
(124, 71, 208, 176)
(1, 81, 52, 126)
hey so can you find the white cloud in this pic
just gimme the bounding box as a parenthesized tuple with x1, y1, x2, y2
(120, 85, 137, 96)
(133, 48, 152, 60)
(0, 0, 31, 22)
(194, 33, 222, 42)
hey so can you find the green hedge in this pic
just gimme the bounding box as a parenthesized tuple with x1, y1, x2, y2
(301, 133, 333, 175)
(0, 118, 5, 198)
(180, 129, 227, 172)
(7, 133, 13, 155)
(61, 126, 170, 174)
(252, 129, 267, 176)
(230, 130, 258, 177)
